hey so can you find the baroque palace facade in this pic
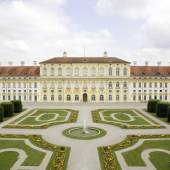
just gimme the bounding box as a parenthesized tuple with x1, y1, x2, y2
(0, 54, 170, 103)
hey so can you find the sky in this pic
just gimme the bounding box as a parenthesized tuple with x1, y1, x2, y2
(0, 0, 170, 65)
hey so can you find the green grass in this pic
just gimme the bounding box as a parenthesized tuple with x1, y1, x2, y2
(92, 109, 162, 129)
(123, 140, 170, 166)
(0, 134, 70, 170)
(98, 134, 170, 170)
(4, 109, 78, 129)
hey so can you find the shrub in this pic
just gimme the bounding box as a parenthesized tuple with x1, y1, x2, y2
(156, 102, 170, 118)
(1, 102, 14, 117)
(167, 106, 170, 122)
(11, 100, 23, 113)
(0, 105, 4, 122)
(147, 99, 160, 113)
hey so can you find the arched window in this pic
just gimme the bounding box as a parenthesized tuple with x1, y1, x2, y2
(116, 95, 119, 101)
(91, 67, 96, 76)
(116, 82, 120, 88)
(75, 95, 79, 101)
(51, 67, 54, 76)
(123, 82, 127, 88)
(75, 67, 79, 76)
(83, 67, 88, 76)
(67, 95, 71, 101)
(58, 67, 62, 76)
(91, 95, 96, 101)
(67, 67, 72, 76)
(123, 67, 127, 76)
(99, 67, 104, 76)
(100, 95, 104, 101)
(108, 82, 112, 88)
(116, 67, 120, 76)
(51, 95, 54, 101)
(58, 95, 62, 101)
(43, 67, 47, 76)
(109, 67, 112, 76)
(109, 95, 112, 101)
(43, 95, 47, 101)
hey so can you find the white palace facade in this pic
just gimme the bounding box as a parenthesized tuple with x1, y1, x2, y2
(0, 53, 170, 103)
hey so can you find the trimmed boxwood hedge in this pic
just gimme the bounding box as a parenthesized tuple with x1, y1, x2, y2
(167, 106, 170, 122)
(0, 105, 4, 122)
(147, 99, 160, 113)
(1, 102, 14, 117)
(11, 100, 23, 113)
(156, 102, 170, 118)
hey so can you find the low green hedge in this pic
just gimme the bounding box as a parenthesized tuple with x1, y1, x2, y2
(167, 106, 170, 122)
(156, 102, 170, 118)
(147, 99, 160, 113)
(1, 102, 14, 117)
(11, 100, 23, 113)
(0, 105, 4, 122)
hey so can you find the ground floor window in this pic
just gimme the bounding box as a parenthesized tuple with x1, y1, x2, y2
(29, 95, 32, 101)
(144, 95, 146, 101)
(19, 96, 21, 100)
(58, 95, 62, 101)
(109, 95, 112, 101)
(91, 95, 96, 101)
(75, 95, 79, 101)
(24, 95, 26, 101)
(138, 95, 141, 101)
(133, 95, 136, 101)
(43, 95, 47, 101)
(8, 95, 10, 100)
(123, 95, 127, 101)
(67, 95, 71, 101)
(51, 95, 54, 101)
(165, 95, 167, 100)
(100, 95, 104, 101)
(34, 95, 37, 101)
(13, 95, 16, 100)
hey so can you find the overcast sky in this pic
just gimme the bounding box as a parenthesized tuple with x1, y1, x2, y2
(0, 0, 170, 65)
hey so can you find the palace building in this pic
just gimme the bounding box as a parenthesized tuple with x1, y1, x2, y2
(0, 53, 170, 103)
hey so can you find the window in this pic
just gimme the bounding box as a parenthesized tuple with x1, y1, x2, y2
(116, 67, 120, 76)
(75, 95, 79, 101)
(8, 83, 10, 88)
(123, 82, 127, 88)
(74, 81, 79, 89)
(67, 95, 71, 101)
(109, 95, 112, 101)
(18, 83, 21, 88)
(165, 95, 167, 100)
(13, 95, 16, 100)
(123, 67, 127, 76)
(43, 95, 47, 101)
(144, 82, 147, 88)
(3, 95, 5, 100)
(43, 67, 47, 76)
(91, 95, 96, 101)
(160, 83, 162, 88)
(51, 67, 54, 76)
(160, 95, 162, 100)
(149, 82, 152, 88)
(100, 95, 104, 101)
(67, 67, 72, 76)
(58, 95, 62, 101)
(133, 95, 136, 101)
(108, 82, 112, 88)
(138, 95, 141, 101)
(91, 67, 96, 76)
(51, 95, 54, 101)
(99, 82, 104, 89)
(144, 95, 147, 101)
(123, 95, 127, 101)
(8, 95, 10, 100)
(83, 67, 88, 76)
(34, 95, 37, 101)
(165, 83, 167, 88)
(13, 83, 16, 88)
(29, 83, 32, 88)
(139, 82, 141, 88)
(66, 82, 71, 89)
(116, 95, 119, 101)
(29, 95, 32, 101)
(109, 67, 112, 76)
(83, 82, 88, 89)
(75, 67, 79, 76)
(154, 82, 157, 88)
(133, 82, 136, 88)
(34, 82, 37, 88)
(19, 96, 21, 100)
(116, 82, 120, 88)
(58, 67, 62, 76)
(99, 67, 104, 76)
(91, 81, 96, 89)
(58, 82, 62, 89)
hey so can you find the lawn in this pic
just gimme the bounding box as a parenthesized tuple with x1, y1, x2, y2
(98, 134, 170, 170)
(4, 109, 78, 129)
(92, 109, 162, 129)
(0, 134, 70, 170)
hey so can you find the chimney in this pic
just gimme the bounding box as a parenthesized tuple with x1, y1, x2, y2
(8, 61, 13, 66)
(157, 61, 161, 66)
(63, 51, 67, 57)
(145, 61, 149, 66)
(33, 61, 37, 65)
(21, 61, 25, 66)
(133, 61, 137, 66)
(103, 51, 108, 57)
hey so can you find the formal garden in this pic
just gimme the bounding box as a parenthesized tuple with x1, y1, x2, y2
(92, 109, 163, 128)
(0, 100, 170, 170)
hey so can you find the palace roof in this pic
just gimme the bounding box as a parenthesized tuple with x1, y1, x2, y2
(131, 66, 170, 77)
(0, 66, 40, 77)
(40, 57, 130, 64)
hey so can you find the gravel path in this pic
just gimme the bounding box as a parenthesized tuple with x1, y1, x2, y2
(0, 103, 169, 170)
